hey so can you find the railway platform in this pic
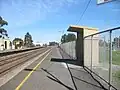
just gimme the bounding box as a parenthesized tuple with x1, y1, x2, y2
(0, 47, 105, 90)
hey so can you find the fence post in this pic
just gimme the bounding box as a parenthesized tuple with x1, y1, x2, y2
(69, 42, 71, 58)
(72, 41, 73, 59)
(109, 30, 112, 90)
(103, 36, 106, 67)
(91, 36, 93, 71)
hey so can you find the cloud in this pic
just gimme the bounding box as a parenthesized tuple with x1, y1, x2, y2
(0, 0, 78, 28)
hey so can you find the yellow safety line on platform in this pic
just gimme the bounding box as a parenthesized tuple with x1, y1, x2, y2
(15, 49, 51, 90)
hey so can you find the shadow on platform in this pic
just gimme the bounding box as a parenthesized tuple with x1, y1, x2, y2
(24, 58, 104, 90)
(41, 68, 74, 90)
(51, 58, 80, 66)
(50, 58, 104, 90)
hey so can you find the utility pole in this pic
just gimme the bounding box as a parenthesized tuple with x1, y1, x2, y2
(58, 30, 64, 43)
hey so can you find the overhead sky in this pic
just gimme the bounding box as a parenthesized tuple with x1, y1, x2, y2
(0, 0, 120, 44)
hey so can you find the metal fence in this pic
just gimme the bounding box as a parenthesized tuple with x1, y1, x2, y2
(84, 27, 120, 90)
(60, 41, 76, 59)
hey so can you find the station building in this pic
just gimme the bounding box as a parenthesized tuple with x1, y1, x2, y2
(0, 36, 11, 50)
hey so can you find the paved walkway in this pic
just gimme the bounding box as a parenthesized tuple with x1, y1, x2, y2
(0, 47, 104, 90)
(59, 48, 104, 90)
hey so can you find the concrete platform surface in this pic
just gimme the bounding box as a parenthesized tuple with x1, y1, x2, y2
(0, 47, 105, 90)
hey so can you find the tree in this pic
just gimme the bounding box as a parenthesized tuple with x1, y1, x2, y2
(61, 33, 76, 43)
(61, 34, 67, 43)
(0, 28, 7, 34)
(24, 32, 33, 47)
(0, 16, 8, 38)
(43, 44, 47, 47)
(13, 38, 23, 49)
(66, 33, 76, 42)
(113, 37, 120, 48)
(99, 39, 108, 47)
(49, 42, 58, 46)
(0, 16, 8, 27)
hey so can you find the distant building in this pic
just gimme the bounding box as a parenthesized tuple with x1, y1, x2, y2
(34, 42, 42, 47)
(113, 37, 120, 48)
(112, 36, 120, 51)
(49, 42, 58, 46)
(43, 44, 47, 47)
(0, 37, 11, 50)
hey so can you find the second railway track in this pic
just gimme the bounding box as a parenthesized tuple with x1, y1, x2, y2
(0, 48, 45, 66)
(0, 47, 51, 76)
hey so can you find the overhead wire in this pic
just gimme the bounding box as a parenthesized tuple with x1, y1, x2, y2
(76, 0, 92, 25)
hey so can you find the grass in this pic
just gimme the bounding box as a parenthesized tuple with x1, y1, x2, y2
(99, 48, 120, 66)
(99, 48, 120, 82)
(112, 51, 120, 65)
(113, 71, 120, 81)
(112, 51, 120, 81)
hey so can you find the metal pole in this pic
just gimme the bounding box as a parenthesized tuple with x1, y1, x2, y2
(69, 42, 70, 57)
(91, 36, 93, 71)
(109, 30, 112, 90)
(72, 41, 73, 59)
(118, 36, 119, 49)
(103, 36, 106, 67)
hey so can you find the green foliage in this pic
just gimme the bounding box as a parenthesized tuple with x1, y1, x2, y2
(61, 33, 76, 43)
(112, 51, 120, 65)
(13, 38, 23, 44)
(99, 50, 120, 65)
(24, 32, 33, 47)
(113, 71, 120, 81)
(43, 44, 47, 47)
(49, 42, 58, 46)
(0, 16, 8, 38)
(13, 38, 23, 49)
(61, 34, 67, 43)
(0, 28, 7, 34)
(0, 16, 8, 27)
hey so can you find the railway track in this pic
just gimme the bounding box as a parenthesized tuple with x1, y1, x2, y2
(0, 47, 51, 76)
(0, 47, 44, 60)
(0, 48, 45, 66)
